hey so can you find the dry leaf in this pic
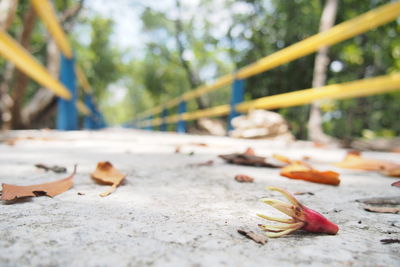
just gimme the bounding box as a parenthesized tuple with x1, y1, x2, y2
(380, 239, 400, 244)
(356, 196, 400, 205)
(187, 160, 214, 167)
(392, 181, 400, 187)
(294, 192, 314, 196)
(35, 163, 67, 173)
(234, 174, 254, 183)
(1, 165, 76, 201)
(272, 154, 292, 164)
(364, 206, 400, 214)
(91, 161, 126, 197)
(280, 162, 340, 186)
(219, 148, 285, 168)
(237, 229, 267, 245)
(335, 151, 399, 171)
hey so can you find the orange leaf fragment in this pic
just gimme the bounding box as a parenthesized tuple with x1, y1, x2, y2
(335, 151, 399, 171)
(280, 162, 340, 186)
(91, 161, 126, 197)
(1, 165, 76, 201)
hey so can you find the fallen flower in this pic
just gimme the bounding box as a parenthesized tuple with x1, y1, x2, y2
(280, 161, 340, 186)
(237, 228, 268, 245)
(91, 161, 126, 197)
(257, 186, 339, 238)
(235, 174, 254, 183)
(335, 151, 399, 171)
(363, 206, 400, 214)
(1, 165, 76, 201)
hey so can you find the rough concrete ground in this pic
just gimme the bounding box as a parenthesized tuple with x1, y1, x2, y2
(0, 129, 399, 267)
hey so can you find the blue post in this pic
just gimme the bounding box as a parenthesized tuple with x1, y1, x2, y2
(160, 108, 168, 131)
(228, 79, 245, 131)
(84, 94, 106, 130)
(57, 55, 77, 130)
(146, 115, 153, 131)
(177, 101, 187, 133)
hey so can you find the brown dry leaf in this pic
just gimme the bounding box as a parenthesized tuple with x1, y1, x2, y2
(234, 174, 254, 183)
(280, 162, 340, 186)
(392, 181, 400, 187)
(1, 166, 76, 201)
(237, 229, 267, 245)
(364, 205, 400, 214)
(219, 149, 285, 168)
(335, 151, 400, 171)
(91, 161, 126, 197)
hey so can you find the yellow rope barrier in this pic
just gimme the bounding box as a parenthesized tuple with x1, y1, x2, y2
(76, 100, 90, 115)
(76, 65, 93, 94)
(138, 73, 400, 128)
(135, 1, 400, 120)
(0, 30, 71, 99)
(30, 0, 73, 58)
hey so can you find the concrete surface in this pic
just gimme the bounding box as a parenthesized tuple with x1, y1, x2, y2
(0, 129, 399, 267)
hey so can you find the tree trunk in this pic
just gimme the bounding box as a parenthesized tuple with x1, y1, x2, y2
(20, 1, 84, 129)
(307, 0, 338, 143)
(0, 0, 19, 129)
(21, 38, 60, 128)
(6, 5, 37, 129)
(174, 0, 209, 110)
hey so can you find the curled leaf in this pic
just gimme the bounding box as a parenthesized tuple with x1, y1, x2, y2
(91, 161, 126, 197)
(280, 162, 340, 186)
(1, 165, 76, 201)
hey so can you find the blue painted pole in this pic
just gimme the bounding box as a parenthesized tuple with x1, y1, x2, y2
(57, 55, 77, 130)
(146, 115, 153, 131)
(160, 108, 168, 131)
(84, 94, 106, 130)
(228, 79, 245, 131)
(177, 101, 187, 133)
